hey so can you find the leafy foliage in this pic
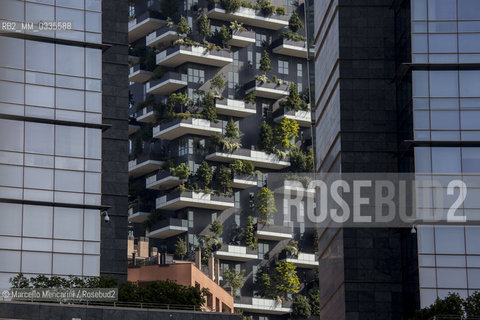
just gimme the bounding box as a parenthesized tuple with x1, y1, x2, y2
(275, 6, 286, 15)
(292, 295, 312, 319)
(244, 91, 256, 104)
(197, 12, 211, 40)
(257, 0, 275, 15)
(216, 24, 232, 45)
(259, 50, 272, 73)
(217, 166, 233, 193)
(230, 20, 246, 32)
(289, 148, 314, 172)
(281, 83, 304, 111)
(274, 261, 300, 297)
(230, 159, 255, 175)
(244, 215, 258, 249)
(202, 92, 218, 121)
(277, 117, 299, 150)
(177, 16, 191, 35)
(196, 161, 214, 189)
(255, 187, 277, 225)
(174, 237, 187, 260)
(210, 74, 227, 97)
(259, 121, 275, 153)
(225, 118, 240, 139)
(170, 162, 190, 181)
(151, 66, 165, 80)
(282, 30, 307, 41)
(308, 285, 321, 316)
(289, 11, 304, 32)
(220, 0, 242, 13)
(410, 292, 464, 319)
(255, 271, 276, 298)
(223, 268, 245, 297)
(210, 218, 224, 236)
(282, 239, 299, 256)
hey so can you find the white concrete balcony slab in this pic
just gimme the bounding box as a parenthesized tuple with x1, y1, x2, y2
(273, 108, 312, 127)
(146, 26, 181, 48)
(147, 218, 188, 239)
(129, 11, 166, 42)
(215, 245, 258, 262)
(146, 72, 187, 96)
(206, 148, 290, 170)
(146, 171, 182, 190)
(284, 252, 319, 269)
(128, 204, 151, 223)
(227, 30, 256, 47)
(234, 297, 292, 315)
(156, 191, 234, 211)
(207, 5, 288, 30)
(128, 155, 163, 178)
(215, 99, 256, 118)
(272, 38, 308, 58)
(129, 64, 152, 83)
(136, 105, 156, 123)
(256, 224, 293, 241)
(232, 174, 258, 189)
(156, 44, 233, 68)
(153, 118, 223, 140)
(245, 80, 289, 100)
(128, 124, 141, 135)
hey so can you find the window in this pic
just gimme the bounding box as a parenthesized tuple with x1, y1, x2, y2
(0, 81, 25, 105)
(56, 88, 84, 111)
(86, 48, 102, 78)
(228, 72, 239, 89)
(235, 192, 240, 209)
(85, 128, 101, 159)
(258, 243, 269, 259)
(233, 51, 239, 66)
(53, 253, 82, 275)
(0, 203, 22, 236)
(55, 125, 85, 158)
(54, 207, 83, 240)
(23, 205, 53, 238)
(430, 71, 458, 97)
(256, 52, 261, 69)
(24, 167, 53, 190)
(188, 68, 205, 84)
(25, 122, 54, 155)
(297, 63, 302, 77)
(0, 36, 24, 70)
(428, 0, 457, 21)
(278, 60, 288, 74)
(56, 7, 85, 30)
(84, 209, 100, 241)
(458, 0, 480, 20)
(55, 170, 84, 192)
(0, 119, 24, 152)
(26, 40, 54, 73)
(22, 252, 52, 274)
(248, 50, 253, 65)
(256, 33, 266, 46)
(431, 147, 461, 173)
(188, 210, 194, 227)
(56, 44, 84, 77)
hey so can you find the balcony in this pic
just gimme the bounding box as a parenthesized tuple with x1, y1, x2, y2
(227, 30, 255, 47)
(129, 10, 166, 42)
(270, 179, 315, 198)
(146, 218, 188, 239)
(156, 191, 234, 211)
(272, 38, 308, 58)
(136, 105, 156, 123)
(245, 80, 289, 100)
(215, 244, 258, 262)
(146, 171, 182, 190)
(256, 224, 293, 241)
(215, 99, 256, 118)
(207, 4, 288, 30)
(283, 252, 319, 269)
(128, 154, 163, 178)
(206, 148, 290, 170)
(129, 64, 152, 83)
(153, 118, 222, 140)
(234, 297, 292, 315)
(128, 204, 151, 223)
(146, 26, 181, 48)
(129, 123, 141, 135)
(273, 108, 312, 127)
(146, 72, 188, 96)
(156, 44, 233, 68)
(232, 174, 257, 189)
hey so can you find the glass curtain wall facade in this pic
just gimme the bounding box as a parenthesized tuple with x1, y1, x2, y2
(0, 0, 103, 288)
(411, 0, 480, 307)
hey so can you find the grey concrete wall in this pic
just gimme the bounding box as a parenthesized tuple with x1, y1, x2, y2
(0, 301, 241, 320)
(101, 0, 130, 280)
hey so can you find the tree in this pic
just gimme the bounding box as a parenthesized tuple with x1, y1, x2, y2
(289, 11, 303, 33)
(197, 12, 211, 40)
(282, 83, 302, 111)
(274, 261, 300, 298)
(410, 292, 464, 320)
(289, 147, 314, 172)
(465, 291, 480, 317)
(292, 295, 311, 319)
(244, 215, 258, 249)
(277, 117, 299, 150)
(210, 218, 223, 236)
(223, 268, 245, 297)
(210, 74, 226, 97)
(257, 0, 275, 16)
(217, 24, 231, 45)
(308, 285, 320, 316)
(177, 16, 191, 35)
(202, 92, 217, 121)
(259, 121, 274, 153)
(170, 162, 190, 181)
(217, 166, 233, 193)
(255, 187, 277, 225)
(260, 50, 272, 73)
(196, 160, 214, 189)
(220, 0, 241, 13)
(174, 237, 187, 260)
(255, 270, 276, 299)
(225, 118, 240, 139)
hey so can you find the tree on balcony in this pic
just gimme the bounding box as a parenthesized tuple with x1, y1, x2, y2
(220, 0, 242, 13)
(217, 166, 233, 194)
(230, 159, 255, 175)
(281, 83, 304, 112)
(259, 121, 274, 153)
(289, 147, 314, 172)
(308, 285, 320, 316)
(202, 92, 218, 121)
(177, 16, 191, 36)
(197, 161, 214, 190)
(210, 218, 223, 237)
(174, 237, 187, 260)
(277, 117, 299, 150)
(210, 74, 227, 98)
(282, 239, 299, 257)
(260, 50, 272, 74)
(223, 268, 245, 297)
(255, 269, 276, 299)
(170, 162, 191, 184)
(292, 295, 311, 319)
(225, 118, 240, 139)
(255, 187, 277, 225)
(289, 11, 304, 33)
(197, 11, 211, 41)
(274, 261, 300, 298)
(244, 215, 258, 249)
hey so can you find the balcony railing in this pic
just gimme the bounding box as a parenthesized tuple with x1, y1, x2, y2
(128, 203, 151, 223)
(146, 25, 181, 48)
(215, 244, 258, 261)
(280, 251, 319, 269)
(245, 80, 289, 100)
(156, 44, 233, 68)
(153, 118, 223, 140)
(146, 171, 182, 190)
(207, 4, 288, 30)
(129, 64, 152, 83)
(136, 105, 156, 123)
(233, 297, 292, 315)
(156, 191, 234, 211)
(227, 29, 256, 47)
(206, 148, 290, 169)
(271, 37, 308, 58)
(215, 98, 256, 118)
(146, 72, 188, 96)
(273, 108, 312, 127)
(232, 173, 257, 189)
(147, 218, 188, 239)
(129, 10, 166, 42)
(256, 224, 293, 241)
(128, 153, 163, 178)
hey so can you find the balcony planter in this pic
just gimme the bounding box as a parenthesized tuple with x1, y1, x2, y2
(215, 98, 257, 118)
(273, 108, 311, 127)
(153, 118, 223, 140)
(156, 191, 234, 210)
(156, 44, 233, 68)
(146, 218, 188, 239)
(146, 171, 183, 190)
(129, 63, 153, 83)
(146, 72, 188, 96)
(227, 29, 256, 47)
(146, 25, 181, 48)
(271, 37, 308, 58)
(244, 80, 289, 100)
(206, 147, 290, 170)
(207, 4, 288, 30)
(128, 10, 167, 42)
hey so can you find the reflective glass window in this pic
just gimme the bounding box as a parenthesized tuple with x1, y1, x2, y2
(55, 170, 84, 192)
(0, 203, 22, 236)
(26, 40, 54, 73)
(53, 207, 83, 240)
(24, 167, 53, 190)
(435, 226, 465, 254)
(430, 71, 458, 97)
(458, 0, 480, 20)
(21, 252, 51, 274)
(23, 205, 53, 238)
(53, 253, 82, 275)
(428, 0, 457, 20)
(432, 148, 461, 173)
(0, 119, 24, 152)
(56, 44, 84, 76)
(55, 126, 84, 157)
